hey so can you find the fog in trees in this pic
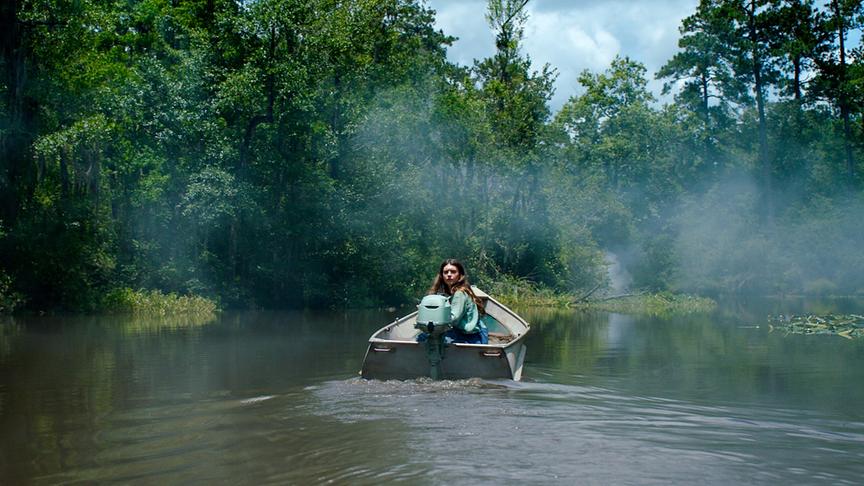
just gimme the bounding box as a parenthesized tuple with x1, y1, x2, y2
(1, 0, 863, 312)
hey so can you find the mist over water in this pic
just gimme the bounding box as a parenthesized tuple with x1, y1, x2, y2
(604, 251, 632, 294)
(671, 175, 864, 296)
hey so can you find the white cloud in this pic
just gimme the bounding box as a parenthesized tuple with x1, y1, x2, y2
(429, 0, 493, 66)
(524, 10, 622, 108)
(426, 0, 698, 111)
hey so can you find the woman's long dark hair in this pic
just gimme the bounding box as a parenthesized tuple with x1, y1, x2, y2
(428, 259, 485, 315)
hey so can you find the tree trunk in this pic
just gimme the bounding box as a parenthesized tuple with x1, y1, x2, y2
(833, 0, 855, 181)
(700, 71, 712, 167)
(329, 74, 342, 180)
(0, 0, 35, 225)
(60, 146, 69, 198)
(749, 0, 772, 221)
(239, 27, 276, 175)
(792, 55, 801, 101)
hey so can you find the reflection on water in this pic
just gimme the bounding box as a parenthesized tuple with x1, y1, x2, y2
(309, 377, 864, 484)
(1, 302, 863, 484)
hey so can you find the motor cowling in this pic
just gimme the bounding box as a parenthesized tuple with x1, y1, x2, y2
(415, 294, 452, 336)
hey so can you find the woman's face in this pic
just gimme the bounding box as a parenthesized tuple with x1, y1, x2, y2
(442, 264, 462, 287)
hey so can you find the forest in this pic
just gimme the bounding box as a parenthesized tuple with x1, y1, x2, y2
(1, 0, 863, 312)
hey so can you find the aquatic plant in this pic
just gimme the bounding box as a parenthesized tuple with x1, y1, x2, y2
(489, 276, 716, 315)
(768, 314, 864, 339)
(102, 288, 218, 316)
(117, 314, 218, 333)
(485, 276, 575, 308)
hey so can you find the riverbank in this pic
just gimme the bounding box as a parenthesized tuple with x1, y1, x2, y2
(5, 283, 713, 317)
(573, 293, 717, 315)
(489, 282, 716, 315)
(102, 288, 219, 316)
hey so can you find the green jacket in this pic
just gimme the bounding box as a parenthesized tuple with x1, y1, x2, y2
(449, 290, 480, 333)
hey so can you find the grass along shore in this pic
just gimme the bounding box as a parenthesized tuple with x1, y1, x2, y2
(486, 280, 716, 315)
(102, 288, 219, 316)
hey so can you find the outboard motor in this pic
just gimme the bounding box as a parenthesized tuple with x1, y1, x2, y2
(415, 295, 452, 379)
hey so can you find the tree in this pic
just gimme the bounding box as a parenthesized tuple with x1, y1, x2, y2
(659, 0, 755, 171)
(769, 0, 827, 101)
(669, 0, 782, 217)
(658, 3, 739, 118)
(467, 0, 561, 284)
(557, 57, 660, 191)
(731, 0, 781, 216)
(823, 0, 862, 180)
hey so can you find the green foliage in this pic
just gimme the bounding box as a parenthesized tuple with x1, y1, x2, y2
(0, 270, 25, 314)
(2, 0, 864, 313)
(102, 288, 218, 316)
(491, 276, 717, 316)
(575, 293, 717, 316)
(485, 274, 576, 308)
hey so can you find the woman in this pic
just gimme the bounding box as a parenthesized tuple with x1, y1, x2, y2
(428, 259, 488, 345)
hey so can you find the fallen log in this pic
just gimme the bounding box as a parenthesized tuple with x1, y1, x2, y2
(573, 283, 602, 303)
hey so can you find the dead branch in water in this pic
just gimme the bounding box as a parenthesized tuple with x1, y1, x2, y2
(596, 291, 646, 302)
(573, 283, 602, 303)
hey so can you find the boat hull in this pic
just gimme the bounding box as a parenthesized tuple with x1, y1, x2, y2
(360, 288, 529, 381)
(361, 340, 526, 380)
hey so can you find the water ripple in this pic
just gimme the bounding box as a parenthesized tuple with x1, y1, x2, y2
(304, 378, 864, 485)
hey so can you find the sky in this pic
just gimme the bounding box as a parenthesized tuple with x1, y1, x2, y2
(425, 0, 700, 111)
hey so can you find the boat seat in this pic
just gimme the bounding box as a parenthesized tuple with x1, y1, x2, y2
(388, 321, 422, 341)
(488, 332, 513, 345)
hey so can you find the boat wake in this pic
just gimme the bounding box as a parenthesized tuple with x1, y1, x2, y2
(239, 395, 275, 405)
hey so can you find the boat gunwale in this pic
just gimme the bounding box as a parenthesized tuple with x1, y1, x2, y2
(368, 337, 521, 349)
(366, 291, 530, 349)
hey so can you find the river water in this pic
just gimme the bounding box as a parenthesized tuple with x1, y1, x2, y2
(1, 298, 863, 484)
